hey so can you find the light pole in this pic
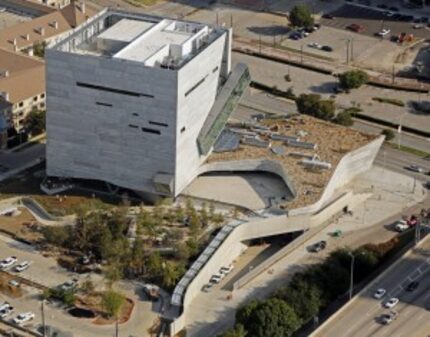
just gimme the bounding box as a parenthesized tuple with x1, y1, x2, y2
(397, 111, 407, 149)
(348, 252, 355, 300)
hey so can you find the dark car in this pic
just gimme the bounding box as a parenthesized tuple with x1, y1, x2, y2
(322, 14, 334, 19)
(289, 33, 301, 40)
(310, 240, 327, 252)
(425, 181, 430, 189)
(321, 45, 333, 52)
(406, 281, 419, 292)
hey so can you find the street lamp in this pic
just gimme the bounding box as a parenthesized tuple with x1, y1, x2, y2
(348, 252, 355, 300)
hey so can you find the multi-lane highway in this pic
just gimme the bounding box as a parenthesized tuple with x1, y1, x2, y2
(313, 235, 430, 337)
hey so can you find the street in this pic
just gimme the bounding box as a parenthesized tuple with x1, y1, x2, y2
(312, 235, 430, 337)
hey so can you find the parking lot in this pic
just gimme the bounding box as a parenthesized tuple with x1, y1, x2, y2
(322, 4, 430, 39)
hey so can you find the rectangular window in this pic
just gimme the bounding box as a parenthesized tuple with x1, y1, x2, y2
(149, 121, 168, 127)
(185, 76, 207, 97)
(212, 66, 219, 73)
(128, 124, 138, 129)
(76, 82, 154, 98)
(142, 127, 161, 135)
(96, 102, 113, 107)
(132, 113, 139, 116)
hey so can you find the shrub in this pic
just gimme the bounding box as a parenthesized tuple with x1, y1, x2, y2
(334, 111, 354, 126)
(339, 70, 368, 90)
(296, 94, 335, 121)
(372, 97, 405, 107)
(289, 4, 314, 28)
(381, 129, 395, 141)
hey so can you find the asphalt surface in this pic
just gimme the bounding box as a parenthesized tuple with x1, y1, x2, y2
(313, 235, 430, 337)
(323, 3, 430, 39)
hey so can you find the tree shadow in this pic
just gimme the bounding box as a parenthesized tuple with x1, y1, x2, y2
(309, 82, 339, 94)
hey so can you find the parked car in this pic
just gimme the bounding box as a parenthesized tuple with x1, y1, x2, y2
(0, 306, 13, 318)
(8, 280, 20, 288)
(289, 32, 302, 40)
(321, 45, 333, 52)
(0, 302, 11, 311)
(220, 265, 234, 275)
(143, 284, 160, 300)
(406, 281, 419, 292)
(373, 288, 387, 299)
(384, 11, 394, 17)
(13, 312, 35, 325)
(322, 14, 334, 19)
(406, 165, 424, 173)
(310, 240, 327, 252)
(15, 261, 31, 272)
(378, 28, 391, 36)
(0, 256, 17, 269)
(202, 283, 213, 292)
(394, 220, 409, 232)
(348, 24, 365, 32)
(380, 311, 398, 325)
(60, 279, 78, 291)
(308, 42, 322, 49)
(210, 273, 224, 284)
(384, 297, 399, 309)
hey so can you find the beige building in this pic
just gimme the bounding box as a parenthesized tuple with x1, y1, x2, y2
(0, 1, 96, 147)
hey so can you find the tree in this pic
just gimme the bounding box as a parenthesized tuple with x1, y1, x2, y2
(146, 251, 163, 278)
(33, 41, 47, 58)
(218, 324, 247, 337)
(339, 70, 368, 90)
(334, 111, 354, 126)
(381, 129, 395, 141)
(161, 261, 185, 289)
(102, 290, 125, 318)
(236, 300, 261, 326)
(41, 226, 72, 247)
(25, 109, 46, 136)
(295, 94, 335, 121)
(245, 299, 301, 337)
(289, 5, 314, 28)
(104, 262, 123, 288)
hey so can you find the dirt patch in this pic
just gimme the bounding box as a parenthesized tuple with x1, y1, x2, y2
(75, 293, 135, 325)
(0, 208, 42, 242)
(0, 273, 24, 298)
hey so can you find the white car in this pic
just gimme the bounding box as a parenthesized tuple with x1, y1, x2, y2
(374, 288, 387, 299)
(220, 265, 234, 275)
(0, 302, 11, 311)
(384, 297, 399, 308)
(0, 256, 17, 269)
(15, 261, 31, 272)
(394, 220, 409, 232)
(407, 165, 424, 173)
(308, 42, 322, 49)
(378, 28, 391, 36)
(209, 273, 224, 284)
(0, 306, 14, 318)
(13, 312, 35, 325)
(60, 279, 78, 291)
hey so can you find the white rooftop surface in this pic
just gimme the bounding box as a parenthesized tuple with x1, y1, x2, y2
(97, 19, 155, 42)
(114, 19, 196, 63)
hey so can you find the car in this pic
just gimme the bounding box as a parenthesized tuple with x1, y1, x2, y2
(60, 279, 77, 291)
(0, 7, 5, 13)
(14, 261, 31, 272)
(378, 28, 391, 36)
(425, 181, 430, 189)
(0, 256, 17, 269)
(13, 312, 35, 325)
(384, 297, 399, 308)
(298, 28, 310, 36)
(310, 240, 327, 252)
(220, 265, 234, 275)
(394, 220, 409, 232)
(322, 14, 334, 19)
(347, 24, 365, 32)
(202, 283, 213, 292)
(321, 45, 333, 52)
(373, 288, 387, 299)
(0, 306, 14, 318)
(8, 280, 20, 287)
(308, 42, 322, 49)
(406, 281, 419, 292)
(209, 273, 224, 284)
(0, 302, 11, 311)
(384, 11, 394, 17)
(289, 32, 302, 40)
(143, 284, 160, 300)
(406, 165, 424, 173)
(380, 311, 398, 325)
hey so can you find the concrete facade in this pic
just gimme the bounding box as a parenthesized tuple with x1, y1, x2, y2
(46, 9, 232, 196)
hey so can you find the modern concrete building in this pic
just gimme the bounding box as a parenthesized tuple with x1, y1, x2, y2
(46, 8, 250, 197)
